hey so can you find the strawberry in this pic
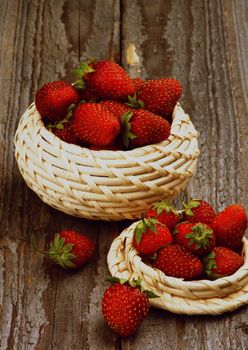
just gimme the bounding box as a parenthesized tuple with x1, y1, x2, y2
(48, 121, 79, 144)
(183, 199, 216, 225)
(74, 60, 135, 100)
(35, 81, 80, 122)
(146, 201, 180, 230)
(72, 103, 120, 146)
(136, 78, 182, 117)
(89, 136, 125, 151)
(79, 87, 98, 102)
(100, 100, 132, 121)
(121, 110, 171, 148)
(204, 247, 244, 279)
(132, 77, 145, 91)
(155, 244, 203, 280)
(174, 222, 215, 256)
(102, 279, 150, 337)
(33, 230, 95, 269)
(211, 204, 248, 249)
(133, 217, 173, 255)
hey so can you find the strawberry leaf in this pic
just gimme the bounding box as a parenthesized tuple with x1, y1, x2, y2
(183, 199, 201, 216)
(152, 200, 178, 216)
(204, 251, 217, 276)
(143, 290, 160, 298)
(106, 276, 128, 284)
(126, 93, 145, 109)
(185, 224, 213, 249)
(121, 111, 136, 148)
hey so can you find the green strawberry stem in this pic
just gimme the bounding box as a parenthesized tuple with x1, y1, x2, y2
(31, 233, 76, 269)
(134, 217, 158, 244)
(203, 251, 219, 278)
(183, 199, 201, 216)
(185, 224, 213, 249)
(121, 111, 137, 148)
(106, 276, 159, 298)
(47, 103, 76, 130)
(152, 200, 178, 215)
(126, 93, 145, 108)
(72, 60, 95, 90)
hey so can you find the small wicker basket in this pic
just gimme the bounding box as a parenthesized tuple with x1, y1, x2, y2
(107, 221, 248, 315)
(14, 102, 199, 221)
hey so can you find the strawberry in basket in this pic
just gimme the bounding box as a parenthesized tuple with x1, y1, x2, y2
(183, 199, 216, 225)
(211, 204, 247, 250)
(35, 80, 80, 122)
(174, 222, 215, 256)
(72, 102, 120, 146)
(146, 200, 180, 230)
(133, 217, 173, 255)
(204, 247, 244, 278)
(73, 60, 135, 100)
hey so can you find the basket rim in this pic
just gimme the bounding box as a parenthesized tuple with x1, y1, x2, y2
(20, 102, 198, 158)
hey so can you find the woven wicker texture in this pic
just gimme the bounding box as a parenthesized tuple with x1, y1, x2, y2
(14, 103, 199, 221)
(107, 221, 248, 315)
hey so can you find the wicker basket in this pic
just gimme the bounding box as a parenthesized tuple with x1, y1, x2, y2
(14, 102, 199, 221)
(107, 221, 248, 315)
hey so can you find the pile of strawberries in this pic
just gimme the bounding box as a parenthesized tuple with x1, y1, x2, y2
(133, 199, 247, 280)
(34, 59, 182, 150)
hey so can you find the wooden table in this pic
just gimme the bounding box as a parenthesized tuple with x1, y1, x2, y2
(1, 0, 248, 349)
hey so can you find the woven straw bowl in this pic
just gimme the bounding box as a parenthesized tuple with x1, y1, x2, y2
(14, 102, 199, 221)
(107, 221, 248, 315)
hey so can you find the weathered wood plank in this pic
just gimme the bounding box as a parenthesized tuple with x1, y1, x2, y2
(121, 0, 248, 349)
(0, 0, 120, 349)
(0, 0, 248, 349)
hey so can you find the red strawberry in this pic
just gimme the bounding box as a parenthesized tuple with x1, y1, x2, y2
(146, 201, 180, 230)
(174, 222, 215, 256)
(89, 136, 125, 151)
(183, 199, 216, 225)
(35, 81, 80, 122)
(132, 77, 145, 91)
(133, 217, 173, 255)
(72, 103, 120, 146)
(100, 100, 132, 121)
(102, 281, 149, 337)
(155, 244, 203, 280)
(121, 110, 171, 148)
(204, 247, 244, 279)
(136, 78, 182, 117)
(211, 204, 248, 249)
(74, 60, 135, 100)
(51, 122, 80, 144)
(79, 87, 98, 102)
(48, 230, 95, 269)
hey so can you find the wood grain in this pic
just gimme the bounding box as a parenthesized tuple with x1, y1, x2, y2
(0, 0, 248, 349)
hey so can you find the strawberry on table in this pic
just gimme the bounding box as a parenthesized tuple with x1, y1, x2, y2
(35, 80, 80, 122)
(155, 244, 203, 280)
(32, 230, 95, 269)
(136, 78, 182, 117)
(72, 102, 120, 146)
(74, 60, 135, 100)
(174, 222, 215, 256)
(102, 278, 156, 337)
(146, 201, 180, 230)
(121, 110, 171, 148)
(204, 247, 244, 279)
(133, 217, 173, 256)
(211, 204, 248, 249)
(183, 199, 216, 225)
(100, 100, 132, 121)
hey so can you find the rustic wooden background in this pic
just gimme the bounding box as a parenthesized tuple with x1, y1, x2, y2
(0, 0, 248, 349)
